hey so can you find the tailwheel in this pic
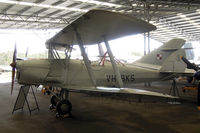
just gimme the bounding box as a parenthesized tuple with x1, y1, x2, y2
(56, 100, 72, 118)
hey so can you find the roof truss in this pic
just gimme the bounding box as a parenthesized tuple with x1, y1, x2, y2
(0, 0, 199, 42)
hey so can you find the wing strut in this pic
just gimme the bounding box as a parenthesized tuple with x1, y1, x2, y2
(74, 27, 97, 87)
(103, 36, 123, 88)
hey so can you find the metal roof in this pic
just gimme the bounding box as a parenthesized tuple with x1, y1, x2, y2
(0, 0, 200, 42)
(150, 10, 200, 42)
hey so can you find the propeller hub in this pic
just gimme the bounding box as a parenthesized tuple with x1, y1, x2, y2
(10, 62, 16, 68)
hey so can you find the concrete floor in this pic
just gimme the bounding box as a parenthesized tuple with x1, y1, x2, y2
(0, 82, 200, 133)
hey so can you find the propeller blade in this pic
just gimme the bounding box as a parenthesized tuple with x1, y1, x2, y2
(25, 47, 29, 57)
(10, 44, 17, 95)
(13, 44, 17, 64)
(11, 67, 15, 95)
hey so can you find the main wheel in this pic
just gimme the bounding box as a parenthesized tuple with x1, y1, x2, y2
(56, 100, 72, 115)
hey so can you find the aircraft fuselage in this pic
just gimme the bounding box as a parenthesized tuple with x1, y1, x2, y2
(16, 59, 161, 88)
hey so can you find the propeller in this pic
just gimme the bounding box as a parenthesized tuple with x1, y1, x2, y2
(25, 46, 29, 58)
(181, 57, 200, 110)
(10, 44, 17, 95)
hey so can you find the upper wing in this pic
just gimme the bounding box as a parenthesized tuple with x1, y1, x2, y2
(46, 10, 156, 48)
(66, 86, 178, 99)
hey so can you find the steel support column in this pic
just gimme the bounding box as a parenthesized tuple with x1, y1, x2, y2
(144, 33, 146, 55)
(147, 32, 150, 53)
(144, 33, 147, 87)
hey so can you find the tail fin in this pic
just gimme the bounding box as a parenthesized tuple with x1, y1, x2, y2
(135, 38, 186, 66)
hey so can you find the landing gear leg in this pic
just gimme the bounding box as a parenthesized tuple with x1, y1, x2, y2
(55, 89, 72, 119)
(169, 79, 180, 97)
(168, 79, 181, 104)
(49, 95, 59, 110)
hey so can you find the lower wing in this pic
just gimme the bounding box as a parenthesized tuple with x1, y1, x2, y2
(66, 86, 178, 99)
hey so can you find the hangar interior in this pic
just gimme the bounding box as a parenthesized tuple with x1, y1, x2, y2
(0, 0, 200, 43)
(0, 0, 200, 133)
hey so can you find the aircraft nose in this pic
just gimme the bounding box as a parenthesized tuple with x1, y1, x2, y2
(10, 62, 16, 68)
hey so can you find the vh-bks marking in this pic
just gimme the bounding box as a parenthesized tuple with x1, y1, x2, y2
(106, 74, 135, 82)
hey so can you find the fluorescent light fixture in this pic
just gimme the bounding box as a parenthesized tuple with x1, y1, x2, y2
(197, 9, 200, 12)
(73, 0, 123, 8)
(0, 0, 88, 12)
(132, 4, 137, 6)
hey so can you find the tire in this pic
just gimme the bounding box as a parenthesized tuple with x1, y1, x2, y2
(56, 100, 72, 115)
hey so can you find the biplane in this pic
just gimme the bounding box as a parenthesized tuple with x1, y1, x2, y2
(10, 10, 195, 118)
